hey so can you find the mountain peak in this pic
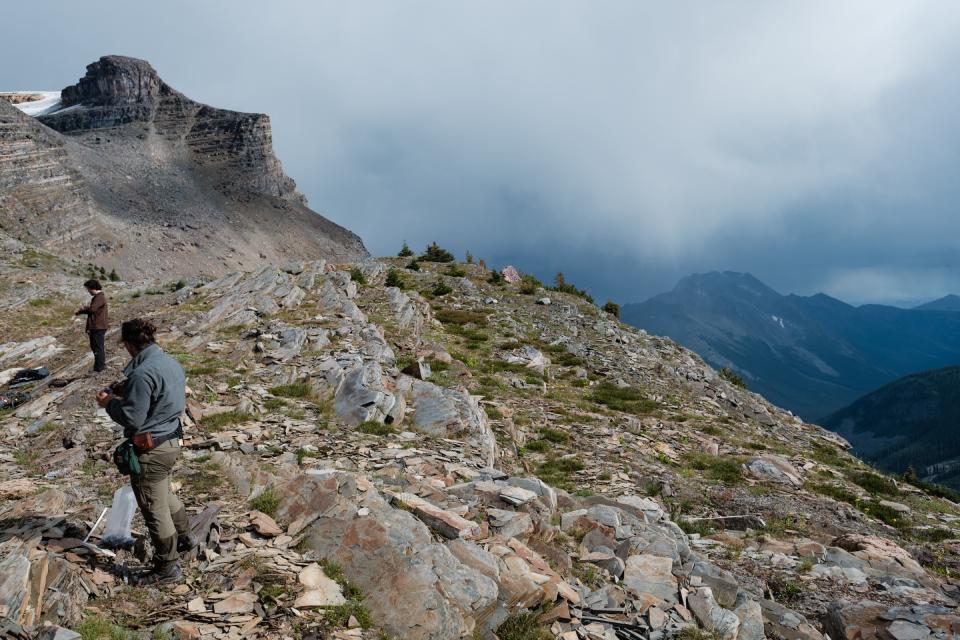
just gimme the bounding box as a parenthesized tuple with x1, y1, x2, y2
(673, 270, 780, 298)
(915, 294, 960, 312)
(61, 55, 170, 108)
(1, 55, 366, 276)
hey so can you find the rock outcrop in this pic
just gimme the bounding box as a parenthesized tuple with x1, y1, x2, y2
(41, 56, 305, 204)
(1, 55, 367, 276)
(1, 257, 959, 639)
(0, 100, 95, 248)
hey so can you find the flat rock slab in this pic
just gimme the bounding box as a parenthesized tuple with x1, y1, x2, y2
(391, 492, 481, 539)
(296, 562, 347, 607)
(746, 455, 802, 487)
(249, 510, 283, 537)
(623, 554, 678, 604)
(487, 508, 533, 539)
(212, 591, 258, 614)
(499, 485, 538, 506)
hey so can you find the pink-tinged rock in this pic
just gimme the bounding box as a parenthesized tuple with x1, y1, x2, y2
(794, 539, 826, 559)
(556, 580, 580, 604)
(501, 266, 521, 283)
(648, 606, 667, 629)
(169, 620, 200, 639)
(832, 533, 925, 577)
(0, 478, 36, 499)
(447, 539, 501, 581)
(212, 591, 257, 614)
(391, 492, 480, 539)
(249, 510, 283, 537)
(496, 553, 546, 608)
(285, 470, 499, 639)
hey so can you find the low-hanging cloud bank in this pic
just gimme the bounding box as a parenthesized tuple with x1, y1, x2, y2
(3, 1, 960, 304)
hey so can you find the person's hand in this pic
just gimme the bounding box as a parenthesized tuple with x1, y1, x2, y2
(96, 390, 112, 408)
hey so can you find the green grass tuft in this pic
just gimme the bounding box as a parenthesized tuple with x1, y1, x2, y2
(496, 613, 552, 640)
(249, 488, 281, 517)
(268, 383, 313, 399)
(324, 601, 373, 629)
(848, 471, 899, 496)
(434, 308, 488, 326)
(539, 427, 569, 443)
(74, 616, 138, 640)
(536, 457, 585, 491)
(350, 267, 367, 285)
(203, 410, 253, 431)
(588, 383, 658, 415)
(358, 421, 395, 436)
(684, 453, 745, 485)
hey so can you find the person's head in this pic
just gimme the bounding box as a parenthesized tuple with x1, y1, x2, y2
(83, 279, 102, 294)
(120, 318, 157, 356)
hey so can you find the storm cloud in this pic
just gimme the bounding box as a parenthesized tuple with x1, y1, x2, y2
(4, 1, 960, 305)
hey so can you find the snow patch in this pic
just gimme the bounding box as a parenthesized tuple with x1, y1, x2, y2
(5, 91, 63, 117)
(770, 315, 785, 329)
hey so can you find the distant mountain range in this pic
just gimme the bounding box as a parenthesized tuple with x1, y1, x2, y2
(822, 365, 960, 490)
(915, 294, 960, 312)
(621, 271, 960, 421)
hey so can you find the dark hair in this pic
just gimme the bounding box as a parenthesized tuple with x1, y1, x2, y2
(83, 279, 102, 290)
(120, 318, 157, 350)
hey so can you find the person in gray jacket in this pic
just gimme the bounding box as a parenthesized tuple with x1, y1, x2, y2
(96, 318, 195, 584)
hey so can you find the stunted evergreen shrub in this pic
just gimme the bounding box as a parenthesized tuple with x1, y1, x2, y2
(420, 241, 455, 262)
(385, 268, 406, 289)
(602, 300, 620, 318)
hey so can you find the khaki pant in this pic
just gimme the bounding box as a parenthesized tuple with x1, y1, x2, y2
(130, 438, 189, 567)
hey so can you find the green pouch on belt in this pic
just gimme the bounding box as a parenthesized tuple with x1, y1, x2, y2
(113, 440, 141, 476)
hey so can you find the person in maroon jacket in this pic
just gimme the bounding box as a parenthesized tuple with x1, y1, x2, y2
(76, 279, 109, 373)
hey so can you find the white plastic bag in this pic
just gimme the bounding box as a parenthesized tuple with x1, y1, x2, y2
(101, 485, 137, 549)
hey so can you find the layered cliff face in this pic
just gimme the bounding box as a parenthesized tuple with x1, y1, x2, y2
(41, 56, 306, 204)
(0, 55, 366, 276)
(0, 100, 103, 249)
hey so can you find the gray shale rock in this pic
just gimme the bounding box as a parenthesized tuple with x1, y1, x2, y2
(759, 599, 825, 640)
(275, 470, 499, 639)
(824, 600, 960, 640)
(691, 561, 739, 608)
(745, 455, 803, 488)
(334, 362, 399, 425)
(688, 586, 741, 640)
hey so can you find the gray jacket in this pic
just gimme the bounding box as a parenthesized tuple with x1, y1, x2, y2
(107, 343, 185, 439)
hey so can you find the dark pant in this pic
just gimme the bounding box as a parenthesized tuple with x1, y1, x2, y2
(130, 439, 189, 568)
(89, 329, 106, 372)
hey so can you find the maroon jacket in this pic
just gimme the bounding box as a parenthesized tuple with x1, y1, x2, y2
(78, 291, 109, 332)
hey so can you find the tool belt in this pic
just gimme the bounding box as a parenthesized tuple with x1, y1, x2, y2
(115, 423, 182, 475)
(132, 424, 182, 453)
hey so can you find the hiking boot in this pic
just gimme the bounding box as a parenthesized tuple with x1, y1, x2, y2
(177, 533, 198, 554)
(133, 562, 182, 586)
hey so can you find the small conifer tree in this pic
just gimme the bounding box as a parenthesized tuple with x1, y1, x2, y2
(602, 300, 620, 319)
(421, 241, 455, 263)
(385, 268, 406, 289)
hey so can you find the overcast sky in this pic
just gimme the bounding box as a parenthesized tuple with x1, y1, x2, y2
(4, 1, 960, 306)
